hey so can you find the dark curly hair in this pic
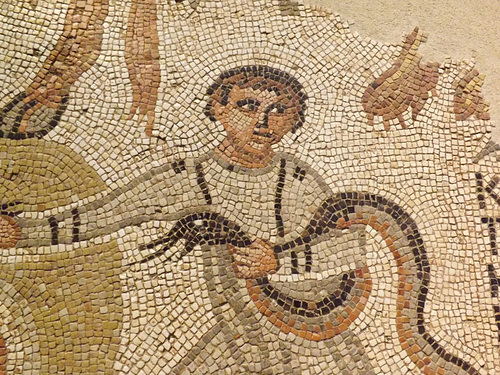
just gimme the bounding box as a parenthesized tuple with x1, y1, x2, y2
(204, 65, 308, 133)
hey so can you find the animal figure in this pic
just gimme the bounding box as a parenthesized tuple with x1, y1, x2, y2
(453, 68, 490, 121)
(362, 27, 439, 131)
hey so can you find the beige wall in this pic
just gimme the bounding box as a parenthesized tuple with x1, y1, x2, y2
(304, 0, 500, 141)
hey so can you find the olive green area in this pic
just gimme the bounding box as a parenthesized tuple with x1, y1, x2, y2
(0, 139, 107, 212)
(1, 241, 123, 374)
(0, 138, 120, 373)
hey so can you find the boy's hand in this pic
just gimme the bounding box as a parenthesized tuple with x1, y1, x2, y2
(0, 215, 21, 249)
(227, 238, 279, 279)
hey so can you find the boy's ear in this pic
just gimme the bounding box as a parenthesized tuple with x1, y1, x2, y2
(213, 101, 226, 119)
(213, 85, 240, 119)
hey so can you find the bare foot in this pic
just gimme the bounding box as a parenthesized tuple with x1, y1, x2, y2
(0, 0, 108, 139)
(0, 91, 69, 139)
(125, 0, 161, 137)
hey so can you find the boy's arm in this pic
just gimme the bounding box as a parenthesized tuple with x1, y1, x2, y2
(10, 159, 209, 248)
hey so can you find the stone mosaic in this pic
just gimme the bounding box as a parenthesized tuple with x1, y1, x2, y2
(0, 0, 499, 374)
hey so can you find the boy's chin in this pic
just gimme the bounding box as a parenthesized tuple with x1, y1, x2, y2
(247, 140, 270, 151)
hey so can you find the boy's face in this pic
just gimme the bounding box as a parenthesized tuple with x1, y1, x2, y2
(213, 79, 300, 153)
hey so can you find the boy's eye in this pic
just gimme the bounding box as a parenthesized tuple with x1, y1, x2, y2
(237, 99, 260, 111)
(269, 105, 285, 114)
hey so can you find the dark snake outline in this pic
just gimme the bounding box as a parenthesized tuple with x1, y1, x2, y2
(131, 192, 480, 375)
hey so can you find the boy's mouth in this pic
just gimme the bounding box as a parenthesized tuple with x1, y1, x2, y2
(252, 131, 273, 138)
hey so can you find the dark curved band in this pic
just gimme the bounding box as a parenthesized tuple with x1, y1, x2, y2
(0, 93, 69, 139)
(135, 192, 479, 374)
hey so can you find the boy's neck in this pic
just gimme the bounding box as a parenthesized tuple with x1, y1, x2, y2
(215, 139, 275, 169)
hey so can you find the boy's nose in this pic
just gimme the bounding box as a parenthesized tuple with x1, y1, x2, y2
(254, 108, 269, 129)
